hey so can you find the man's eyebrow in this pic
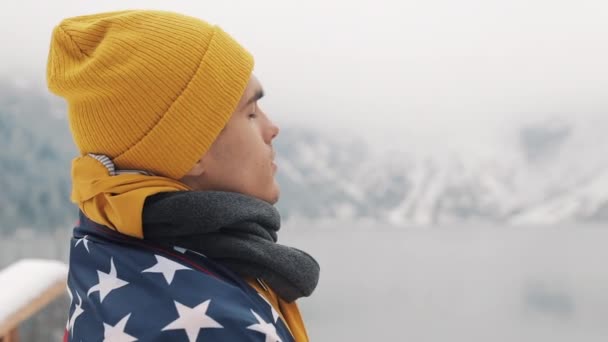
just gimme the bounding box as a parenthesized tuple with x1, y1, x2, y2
(245, 88, 265, 106)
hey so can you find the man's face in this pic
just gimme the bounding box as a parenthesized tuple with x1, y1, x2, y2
(179, 75, 281, 204)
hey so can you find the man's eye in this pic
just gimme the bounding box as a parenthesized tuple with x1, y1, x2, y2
(248, 113, 257, 119)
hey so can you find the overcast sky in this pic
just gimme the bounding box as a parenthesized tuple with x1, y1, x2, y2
(1, 0, 607, 153)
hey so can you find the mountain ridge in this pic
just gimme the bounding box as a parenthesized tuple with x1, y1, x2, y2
(1, 78, 606, 229)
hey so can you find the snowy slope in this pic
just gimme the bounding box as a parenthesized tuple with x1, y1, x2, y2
(276, 116, 608, 226)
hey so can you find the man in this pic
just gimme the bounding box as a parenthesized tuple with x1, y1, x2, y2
(47, 9, 319, 341)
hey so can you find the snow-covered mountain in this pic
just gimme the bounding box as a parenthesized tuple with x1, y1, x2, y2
(275, 117, 608, 226)
(2, 77, 606, 227)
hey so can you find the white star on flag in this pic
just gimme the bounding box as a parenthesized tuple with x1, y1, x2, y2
(173, 246, 187, 254)
(68, 292, 84, 335)
(87, 257, 129, 302)
(142, 255, 191, 285)
(258, 293, 280, 323)
(247, 309, 282, 342)
(65, 286, 73, 330)
(103, 313, 137, 342)
(75, 235, 90, 252)
(67, 285, 73, 304)
(162, 299, 223, 342)
(187, 249, 208, 258)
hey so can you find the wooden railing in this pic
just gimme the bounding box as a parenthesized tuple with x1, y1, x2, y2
(0, 259, 68, 342)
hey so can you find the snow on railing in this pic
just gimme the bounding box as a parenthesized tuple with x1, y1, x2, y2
(0, 259, 68, 341)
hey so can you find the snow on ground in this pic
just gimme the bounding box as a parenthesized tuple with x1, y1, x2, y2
(0, 259, 68, 323)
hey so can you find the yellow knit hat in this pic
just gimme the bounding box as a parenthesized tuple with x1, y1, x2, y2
(47, 9, 254, 179)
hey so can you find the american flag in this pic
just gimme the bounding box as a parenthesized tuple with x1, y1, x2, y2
(64, 211, 294, 341)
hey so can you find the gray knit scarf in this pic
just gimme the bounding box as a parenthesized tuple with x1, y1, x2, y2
(142, 190, 320, 302)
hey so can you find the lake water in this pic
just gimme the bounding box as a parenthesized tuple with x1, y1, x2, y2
(2, 222, 607, 341)
(281, 221, 608, 342)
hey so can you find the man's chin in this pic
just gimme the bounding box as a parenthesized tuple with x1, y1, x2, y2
(268, 187, 280, 205)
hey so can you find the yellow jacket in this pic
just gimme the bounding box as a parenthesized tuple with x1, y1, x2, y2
(246, 277, 310, 342)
